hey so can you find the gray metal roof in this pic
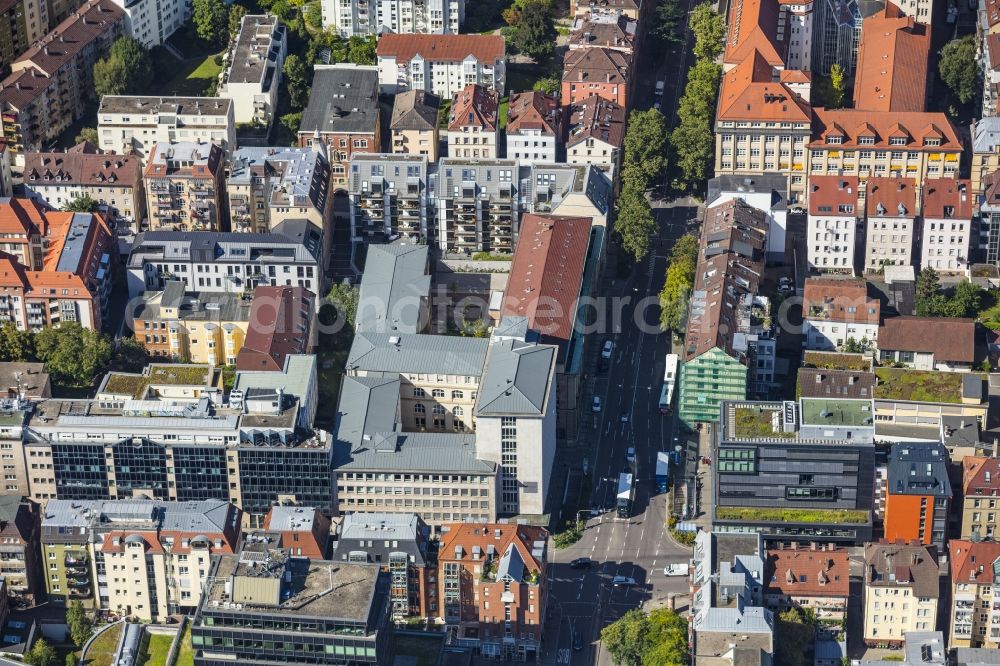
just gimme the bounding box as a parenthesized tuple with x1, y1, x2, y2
(356, 244, 431, 335)
(42, 498, 233, 533)
(299, 65, 380, 135)
(475, 339, 555, 416)
(974, 118, 1000, 153)
(497, 542, 525, 582)
(955, 647, 1000, 666)
(130, 224, 322, 265)
(886, 441, 952, 498)
(334, 374, 401, 447)
(333, 512, 430, 568)
(233, 355, 317, 405)
(707, 174, 789, 211)
(132, 284, 253, 323)
(332, 430, 497, 474)
(228, 147, 327, 210)
(266, 505, 321, 532)
(55, 213, 94, 273)
(390, 90, 440, 131)
(347, 332, 488, 376)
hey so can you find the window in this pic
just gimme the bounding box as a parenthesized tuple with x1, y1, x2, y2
(451, 390, 464, 399)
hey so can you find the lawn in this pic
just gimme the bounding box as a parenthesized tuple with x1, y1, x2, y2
(174, 624, 194, 666)
(82, 623, 123, 666)
(716, 507, 870, 524)
(507, 60, 556, 94)
(873, 368, 973, 404)
(802, 351, 873, 371)
(733, 407, 794, 439)
(392, 633, 444, 666)
(138, 633, 173, 666)
(151, 47, 224, 97)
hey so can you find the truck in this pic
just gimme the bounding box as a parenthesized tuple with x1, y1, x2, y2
(655, 451, 670, 494)
(616, 472, 634, 519)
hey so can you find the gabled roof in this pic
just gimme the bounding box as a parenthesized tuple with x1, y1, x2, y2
(568, 13, 636, 51)
(766, 545, 850, 599)
(810, 109, 961, 149)
(562, 47, 631, 86)
(438, 523, 547, 575)
(357, 244, 430, 335)
(474, 338, 556, 416)
(717, 51, 811, 123)
(390, 90, 440, 131)
(724, 0, 785, 66)
(23, 148, 142, 189)
(506, 91, 561, 137)
(0, 197, 48, 237)
(962, 456, 1000, 495)
(565, 95, 625, 148)
(448, 84, 499, 132)
(863, 541, 938, 597)
(877, 316, 976, 363)
(376, 34, 505, 63)
(853, 11, 929, 112)
(807, 175, 859, 216)
(922, 179, 973, 220)
(235, 286, 314, 372)
(950, 540, 1000, 586)
(865, 177, 916, 218)
(346, 332, 489, 376)
(803, 277, 880, 324)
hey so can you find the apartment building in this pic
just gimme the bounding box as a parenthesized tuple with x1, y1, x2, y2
(505, 91, 561, 165)
(0, 0, 50, 71)
(330, 512, 434, 619)
(524, 162, 612, 226)
(41, 498, 240, 617)
(863, 541, 939, 648)
(713, 399, 876, 543)
(921, 179, 972, 274)
(864, 177, 917, 271)
(233, 285, 315, 372)
(24, 358, 327, 522)
(884, 442, 952, 549)
(714, 52, 812, 202)
(949, 540, 1000, 649)
(22, 147, 146, 233)
(987, 33, 1000, 117)
(435, 158, 521, 254)
(0, 0, 125, 153)
(972, 118, 1000, 196)
(0, 496, 40, 604)
(97, 96, 235, 158)
(808, 110, 962, 185)
(131, 281, 253, 363)
(568, 13, 636, 53)
(561, 47, 631, 108)
(873, 369, 988, 431)
(126, 225, 323, 300)
(707, 174, 790, 261)
(297, 65, 380, 186)
(226, 147, 330, 235)
(376, 34, 506, 98)
(390, 91, 440, 161)
(437, 523, 547, 661)
(217, 15, 287, 127)
(447, 84, 500, 160)
(807, 175, 860, 273)
(570, 0, 640, 19)
(765, 543, 850, 632)
(143, 142, 226, 232)
(722, 0, 814, 71)
(348, 153, 431, 243)
(852, 8, 929, 113)
(802, 278, 880, 351)
(322, 0, 464, 36)
(961, 456, 1000, 540)
(565, 95, 624, 174)
(877, 316, 977, 372)
(678, 200, 769, 427)
(980, 169, 1000, 265)
(259, 505, 330, 559)
(691, 532, 774, 665)
(192, 553, 393, 665)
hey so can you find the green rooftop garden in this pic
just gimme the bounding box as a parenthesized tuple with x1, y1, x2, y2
(716, 507, 869, 524)
(799, 398, 873, 427)
(873, 368, 976, 404)
(104, 365, 212, 397)
(733, 407, 795, 439)
(802, 351, 872, 371)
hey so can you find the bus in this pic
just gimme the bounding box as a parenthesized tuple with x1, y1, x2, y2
(659, 353, 679, 414)
(616, 472, 634, 518)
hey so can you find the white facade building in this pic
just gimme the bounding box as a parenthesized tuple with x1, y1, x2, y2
(322, 0, 464, 37)
(98, 96, 236, 158)
(864, 178, 917, 272)
(108, 0, 188, 46)
(919, 179, 972, 275)
(707, 174, 790, 261)
(806, 176, 860, 273)
(782, 0, 813, 71)
(376, 34, 505, 98)
(217, 15, 287, 127)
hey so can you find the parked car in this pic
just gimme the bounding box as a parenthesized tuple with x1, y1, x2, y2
(570, 557, 591, 569)
(777, 283, 795, 295)
(612, 575, 637, 587)
(654, 80, 665, 97)
(626, 447, 636, 464)
(592, 396, 602, 412)
(602, 340, 615, 359)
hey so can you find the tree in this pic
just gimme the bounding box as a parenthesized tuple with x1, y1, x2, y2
(327, 281, 359, 328)
(616, 192, 656, 263)
(281, 112, 303, 137)
(75, 128, 99, 145)
(61, 195, 97, 213)
(192, 0, 229, 47)
(775, 608, 816, 666)
(653, 0, 686, 47)
(460, 317, 490, 337)
(66, 653, 77, 666)
(939, 35, 979, 106)
(66, 601, 92, 648)
(0, 323, 33, 362)
(532, 74, 560, 95)
(951, 279, 983, 318)
(659, 234, 698, 333)
(672, 120, 715, 186)
(915, 267, 941, 316)
(346, 35, 377, 65)
(842, 336, 867, 353)
(25, 638, 57, 666)
(511, 0, 556, 59)
(283, 54, 310, 111)
(228, 3, 247, 37)
(601, 608, 687, 666)
(34, 324, 113, 386)
(829, 63, 847, 108)
(303, 0, 322, 29)
(602, 609, 651, 666)
(671, 57, 721, 187)
(641, 608, 688, 666)
(92, 37, 154, 98)
(623, 108, 669, 187)
(689, 2, 725, 60)
(113, 337, 148, 372)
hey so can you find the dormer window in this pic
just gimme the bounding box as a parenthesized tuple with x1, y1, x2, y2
(889, 136, 907, 146)
(825, 136, 842, 145)
(858, 136, 875, 145)
(924, 138, 941, 147)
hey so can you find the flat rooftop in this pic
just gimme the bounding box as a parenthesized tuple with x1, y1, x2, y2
(102, 365, 218, 398)
(874, 368, 973, 404)
(802, 351, 873, 372)
(799, 398, 873, 427)
(204, 553, 379, 621)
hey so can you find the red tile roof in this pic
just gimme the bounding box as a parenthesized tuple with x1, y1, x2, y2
(13, 0, 122, 77)
(724, 0, 784, 66)
(803, 277, 880, 324)
(877, 315, 976, 363)
(865, 177, 916, 218)
(438, 523, 547, 574)
(987, 0, 1000, 28)
(0, 197, 48, 237)
(506, 91, 561, 137)
(236, 286, 314, 372)
(717, 50, 811, 123)
(810, 108, 961, 150)
(963, 456, 1000, 496)
(807, 175, 860, 216)
(376, 34, 505, 63)
(562, 47, 631, 86)
(501, 214, 592, 357)
(922, 179, 973, 219)
(23, 148, 142, 189)
(565, 94, 625, 148)
(766, 544, 850, 599)
(448, 84, 499, 132)
(950, 540, 1000, 585)
(568, 14, 636, 51)
(853, 12, 929, 112)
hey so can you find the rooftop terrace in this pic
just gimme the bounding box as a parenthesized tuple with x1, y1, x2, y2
(799, 398, 873, 427)
(102, 365, 218, 398)
(802, 351, 873, 372)
(733, 406, 795, 439)
(874, 368, 978, 404)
